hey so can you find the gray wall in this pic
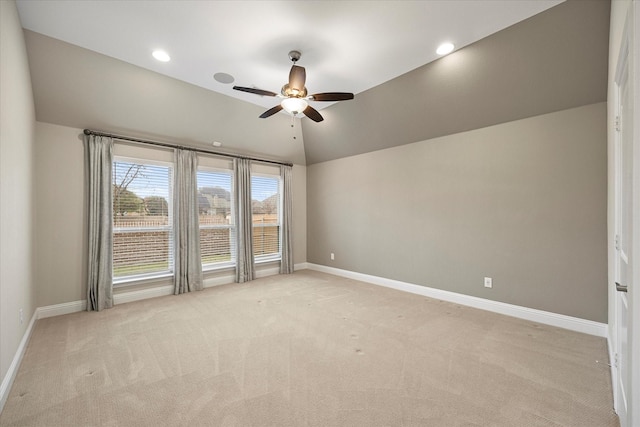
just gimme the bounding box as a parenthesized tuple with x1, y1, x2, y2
(307, 102, 608, 322)
(33, 122, 307, 307)
(0, 0, 37, 391)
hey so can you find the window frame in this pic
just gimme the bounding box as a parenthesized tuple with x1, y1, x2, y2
(251, 172, 283, 264)
(112, 156, 174, 286)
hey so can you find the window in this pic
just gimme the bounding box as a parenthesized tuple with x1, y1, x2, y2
(197, 168, 235, 269)
(251, 174, 281, 261)
(112, 158, 173, 283)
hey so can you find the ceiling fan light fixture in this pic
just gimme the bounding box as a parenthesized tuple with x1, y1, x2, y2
(281, 97, 308, 115)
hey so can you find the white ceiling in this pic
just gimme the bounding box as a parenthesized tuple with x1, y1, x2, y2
(16, 0, 563, 113)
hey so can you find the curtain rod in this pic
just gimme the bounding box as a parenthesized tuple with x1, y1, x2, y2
(83, 129, 293, 167)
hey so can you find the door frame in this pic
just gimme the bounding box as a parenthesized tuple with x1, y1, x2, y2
(610, 2, 640, 426)
(612, 9, 631, 424)
(631, 3, 640, 424)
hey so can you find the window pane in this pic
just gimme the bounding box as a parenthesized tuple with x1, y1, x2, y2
(200, 228, 235, 264)
(197, 169, 235, 267)
(251, 175, 281, 258)
(113, 230, 171, 276)
(253, 225, 280, 257)
(112, 160, 173, 279)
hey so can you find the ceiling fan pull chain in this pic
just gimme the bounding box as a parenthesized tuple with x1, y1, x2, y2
(291, 115, 297, 140)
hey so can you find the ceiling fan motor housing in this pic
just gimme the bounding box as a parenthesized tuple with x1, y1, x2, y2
(281, 83, 307, 98)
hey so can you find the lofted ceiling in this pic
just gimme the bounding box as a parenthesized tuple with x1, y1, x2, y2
(15, 0, 609, 166)
(302, 0, 610, 163)
(17, 0, 562, 112)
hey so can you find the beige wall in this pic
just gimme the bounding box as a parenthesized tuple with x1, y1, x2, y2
(307, 102, 608, 322)
(0, 0, 37, 393)
(34, 123, 86, 306)
(34, 122, 308, 307)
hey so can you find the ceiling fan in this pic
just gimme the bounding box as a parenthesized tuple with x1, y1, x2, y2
(233, 51, 354, 122)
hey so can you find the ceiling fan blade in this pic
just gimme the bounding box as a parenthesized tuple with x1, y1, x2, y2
(310, 92, 355, 102)
(259, 105, 284, 119)
(233, 86, 278, 97)
(288, 65, 306, 92)
(303, 105, 324, 122)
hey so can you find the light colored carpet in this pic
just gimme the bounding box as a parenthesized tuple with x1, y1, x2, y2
(0, 270, 619, 426)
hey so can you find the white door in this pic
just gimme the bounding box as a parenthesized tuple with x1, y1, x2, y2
(613, 5, 638, 426)
(614, 39, 631, 425)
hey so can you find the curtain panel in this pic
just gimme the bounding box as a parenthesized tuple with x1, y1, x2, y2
(280, 165, 294, 274)
(234, 158, 255, 283)
(174, 149, 203, 294)
(85, 134, 114, 311)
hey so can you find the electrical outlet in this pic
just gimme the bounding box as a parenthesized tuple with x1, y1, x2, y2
(330, 253, 335, 260)
(19, 308, 24, 325)
(484, 277, 492, 288)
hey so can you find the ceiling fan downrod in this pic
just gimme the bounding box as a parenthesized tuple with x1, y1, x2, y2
(288, 50, 301, 64)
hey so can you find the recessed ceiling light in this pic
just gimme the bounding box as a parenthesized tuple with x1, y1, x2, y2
(213, 72, 235, 84)
(436, 42, 455, 55)
(212, 141, 222, 147)
(152, 50, 171, 62)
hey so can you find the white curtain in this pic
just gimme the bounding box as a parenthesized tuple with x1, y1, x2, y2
(85, 134, 114, 311)
(173, 149, 203, 294)
(234, 158, 255, 283)
(280, 165, 294, 274)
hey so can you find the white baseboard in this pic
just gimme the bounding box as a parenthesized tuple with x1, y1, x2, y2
(203, 273, 235, 288)
(113, 285, 174, 304)
(35, 287, 177, 318)
(0, 309, 37, 413)
(255, 266, 280, 279)
(31, 265, 609, 338)
(205, 264, 298, 287)
(294, 262, 309, 271)
(306, 263, 608, 338)
(34, 266, 287, 320)
(36, 300, 86, 319)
